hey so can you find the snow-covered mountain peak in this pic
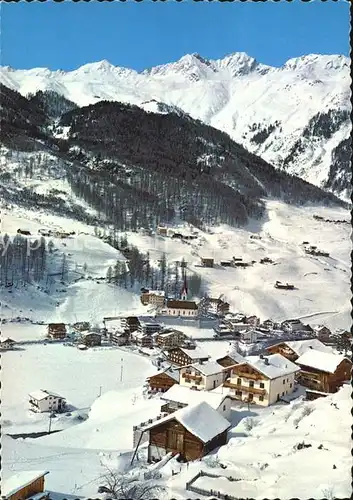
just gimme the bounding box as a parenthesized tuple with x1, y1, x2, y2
(214, 52, 264, 77)
(283, 54, 350, 77)
(143, 52, 217, 81)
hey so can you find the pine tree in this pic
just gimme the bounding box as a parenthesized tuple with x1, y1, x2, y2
(106, 266, 113, 283)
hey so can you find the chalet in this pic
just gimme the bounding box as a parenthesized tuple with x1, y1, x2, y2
(245, 315, 260, 327)
(123, 316, 140, 333)
(17, 229, 31, 236)
(213, 323, 234, 337)
(164, 346, 210, 366)
(164, 300, 198, 318)
(153, 328, 188, 349)
(140, 290, 165, 307)
(157, 226, 168, 236)
(138, 317, 163, 336)
(72, 321, 90, 333)
(47, 323, 66, 340)
(145, 401, 231, 462)
(110, 330, 130, 346)
(131, 331, 153, 348)
(296, 350, 352, 399)
(232, 261, 251, 268)
(2, 470, 50, 500)
(200, 257, 214, 268)
(313, 325, 332, 344)
(223, 354, 300, 406)
(160, 384, 232, 420)
(281, 319, 306, 333)
(179, 361, 224, 391)
(239, 329, 258, 344)
(207, 298, 230, 316)
(147, 366, 180, 393)
(265, 339, 333, 362)
(225, 320, 252, 333)
(260, 319, 276, 330)
(80, 331, 101, 347)
(0, 336, 16, 350)
(28, 390, 66, 413)
(220, 260, 232, 267)
(38, 228, 52, 236)
(274, 281, 295, 290)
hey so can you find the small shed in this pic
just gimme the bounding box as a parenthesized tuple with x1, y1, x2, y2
(200, 257, 214, 268)
(17, 229, 31, 236)
(145, 401, 231, 462)
(2, 470, 50, 500)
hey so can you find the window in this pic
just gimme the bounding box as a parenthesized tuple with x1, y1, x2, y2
(259, 395, 264, 402)
(282, 392, 284, 397)
(290, 383, 292, 388)
(283, 379, 285, 384)
(223, 404, 226, 411)
(237, 378, 242, 385)
(249, 380, 254, 388)
(235, 390, 242, 397)
(259, 382, 265, 389)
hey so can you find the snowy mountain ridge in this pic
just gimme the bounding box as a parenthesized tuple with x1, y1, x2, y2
(1, 52, 350, 199)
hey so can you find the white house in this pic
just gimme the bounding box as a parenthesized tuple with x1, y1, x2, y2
(223, 353, 300, 406)
(164, 300, 198, 317)
(179, 361, 224, 391)
(28, 390, 66, 413)
(160, 384, 232, 421)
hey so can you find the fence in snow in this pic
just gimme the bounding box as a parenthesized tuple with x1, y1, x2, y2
(186, 470, 241, 500)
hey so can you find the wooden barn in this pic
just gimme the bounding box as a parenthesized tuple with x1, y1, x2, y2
(17, 229, 31, 236)
(47, 323, 66, 340)
(265, 339, 333, 362)
(200, 257, 214, 268)
(144, 401, 231, 462)
(147, 367, 180, 393)
(165, 346, 210, 366)
(0, 336, 16, 350)
(2, 470, 49, 500)
(295, 350, 352, 399)
(81, 331, 101, 347)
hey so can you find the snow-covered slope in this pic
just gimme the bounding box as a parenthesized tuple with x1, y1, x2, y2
(1, 52, 350, 198)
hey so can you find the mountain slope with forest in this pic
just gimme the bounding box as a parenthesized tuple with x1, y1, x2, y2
(1, 52, 350, 199)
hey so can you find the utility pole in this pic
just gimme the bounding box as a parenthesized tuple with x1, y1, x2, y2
(48, 413, 54, 434)
(120, 358, 124, 382)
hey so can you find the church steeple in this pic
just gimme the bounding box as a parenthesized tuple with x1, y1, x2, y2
(180, 272, 188, 300)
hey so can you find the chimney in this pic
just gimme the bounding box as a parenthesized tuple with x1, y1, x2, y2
(260, 354, 264, 359)
(264, 358, 269, 365)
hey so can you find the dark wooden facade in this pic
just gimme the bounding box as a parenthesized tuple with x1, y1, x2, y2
(82, 332, 101, 347)
(47, 323, 66, 339)
(216, 355, 241, 378)
(6, 473, 48, 500)
(265, 343, 299, 362)
(148, 418, 228, 462)
(201, 258, 214, 268)
(166, 347, 209, 366)
(147, 371, 179, 392)
(296, 358, 352, 395)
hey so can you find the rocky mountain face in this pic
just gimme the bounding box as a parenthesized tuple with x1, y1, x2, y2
(1, 52, 350, 200)
(0, 84, 345, 233)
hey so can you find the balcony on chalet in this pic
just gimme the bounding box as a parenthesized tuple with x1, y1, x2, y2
(232, 371, 263, 381)
(181, 372, 202, 381)
(223, 380, 266, 395)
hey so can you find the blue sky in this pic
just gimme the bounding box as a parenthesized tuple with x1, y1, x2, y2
(1, 0, 350, 71)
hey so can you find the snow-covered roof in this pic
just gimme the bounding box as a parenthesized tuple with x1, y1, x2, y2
(178, 346, 210, 360)
(148, 366, 180, 382)
(29, 389, 63, 401)
(281, 339, 333, 356)
(221, 351, 246, 364)
(147, 290, 165, 296)
(184, 360, 223, 376)
(144, 401, 230, 443)
(296, 350, 348, 374)
(161, 384, 228, 409)
(244, 354, 300, 379)
(0, 336, 15, 343)
(2, 470, 49, 496)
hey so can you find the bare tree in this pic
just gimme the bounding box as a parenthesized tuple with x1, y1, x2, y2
(99, 466, 165, 500)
